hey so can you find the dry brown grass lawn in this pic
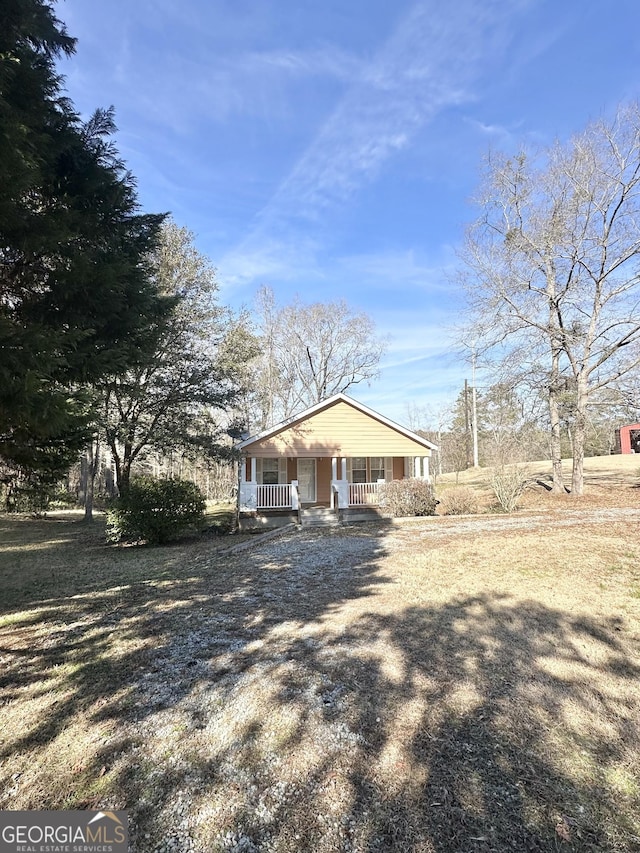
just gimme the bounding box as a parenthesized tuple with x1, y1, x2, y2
(0, 469, 639, 852)
(437, 453, 640, 489)
(436, 453, 640, 515)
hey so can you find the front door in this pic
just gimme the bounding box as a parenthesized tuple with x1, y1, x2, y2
(297, 459, 317, 503)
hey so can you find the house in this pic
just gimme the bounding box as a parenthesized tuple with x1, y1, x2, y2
(236, 393, 438, 527)
(615, 423, 640, 454)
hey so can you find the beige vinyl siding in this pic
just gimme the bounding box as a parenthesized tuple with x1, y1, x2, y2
(244, 399, 432, 458)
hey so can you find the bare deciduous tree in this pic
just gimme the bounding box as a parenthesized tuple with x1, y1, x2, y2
(251, 286, 387, 427)
(462, 103, 640, 495)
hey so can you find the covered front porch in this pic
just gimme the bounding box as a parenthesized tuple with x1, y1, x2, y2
(238, 454, 431, 512)
(235, 394, 438, 525)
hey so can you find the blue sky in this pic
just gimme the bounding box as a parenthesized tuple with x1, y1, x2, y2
(59, 0, 640, 424)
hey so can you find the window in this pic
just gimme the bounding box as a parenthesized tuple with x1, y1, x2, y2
(348, 456, 391, 483)
(351, 457, 367, 483)
(261, 458, 279, 485)
(370, 456, 385, 482)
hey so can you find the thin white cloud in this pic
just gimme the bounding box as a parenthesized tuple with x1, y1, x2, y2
(66, 12, 365, 127)
(462, 115, 530, 151)
(219, 244, 455, 304)
(219, 0, 530, 290)
(336, 249, 455, 292)
(356, 354, 468, 424)
(381, 314, 458, 359)
(384, 332, 453, 360)
(262, 0, 525, 213)
(466, 118, 514, 137)
(219, 235, 325, 291)
(245, 46, 364, 81)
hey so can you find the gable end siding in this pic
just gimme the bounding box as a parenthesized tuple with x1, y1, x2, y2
(244, 400, 432, 458)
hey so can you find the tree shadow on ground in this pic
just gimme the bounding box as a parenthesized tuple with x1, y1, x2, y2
(337, 598, 640, 852)
(1, 517, 639, 852)
(0, 522, 390, 812)
(179, 594, 638, 852)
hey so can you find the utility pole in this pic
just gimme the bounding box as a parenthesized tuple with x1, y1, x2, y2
(471, 344, 479, 468)
(464, 379, 471, 468)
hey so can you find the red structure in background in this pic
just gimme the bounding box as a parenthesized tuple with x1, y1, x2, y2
(615, 423, 640, 453)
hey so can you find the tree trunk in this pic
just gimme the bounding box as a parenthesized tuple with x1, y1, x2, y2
(571, 377, 588, 496)
(112, 449, 125, 497)
(571, 426, 585, 496)
(549, 393, 564, 492)
(109, 437, 134, 497)
(118, 460, 131, 496)
(83, 441, 100, 522)
(548, 345, 565, 493)
(78, 454, 88, 508)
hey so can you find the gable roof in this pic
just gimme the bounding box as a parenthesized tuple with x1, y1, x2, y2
(235, 393, 438, 452)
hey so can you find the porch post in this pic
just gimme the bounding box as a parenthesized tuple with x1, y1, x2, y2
(330, 457, 337, 509)
(423, 456, 429, 480)
(291, 480, 299, 511)
(332, 458, 348, 509)
(414, 456, 421, 478)
(250, 457, 257, 483)
(239, 456, 258, 512)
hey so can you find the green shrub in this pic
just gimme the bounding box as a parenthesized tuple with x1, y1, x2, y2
(438, 485, 480, 516)
(107, 477, 206, 544)
(1, 477, 61, 515)
(379, 478, 438, 517)
(50, 489, 78, 509)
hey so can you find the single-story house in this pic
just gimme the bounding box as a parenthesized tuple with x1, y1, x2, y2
(235, 393, 438, 527)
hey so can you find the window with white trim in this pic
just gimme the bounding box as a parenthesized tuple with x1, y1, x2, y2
(260, 458, 279, 485)
(351, 457, 367, 483)
(370, 456, 385, 482)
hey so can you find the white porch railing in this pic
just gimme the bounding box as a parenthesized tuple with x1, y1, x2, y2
(257, 484, 292, 509)
(349, 482, 382, 506)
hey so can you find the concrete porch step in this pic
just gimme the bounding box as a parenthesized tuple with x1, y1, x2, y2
(300, 507, 340, 528)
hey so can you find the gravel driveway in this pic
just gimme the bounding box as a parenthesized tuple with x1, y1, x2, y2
(116, 505, 640, 852)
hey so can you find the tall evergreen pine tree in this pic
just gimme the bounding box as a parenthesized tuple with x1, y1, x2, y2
(0, 0, 169, 487)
